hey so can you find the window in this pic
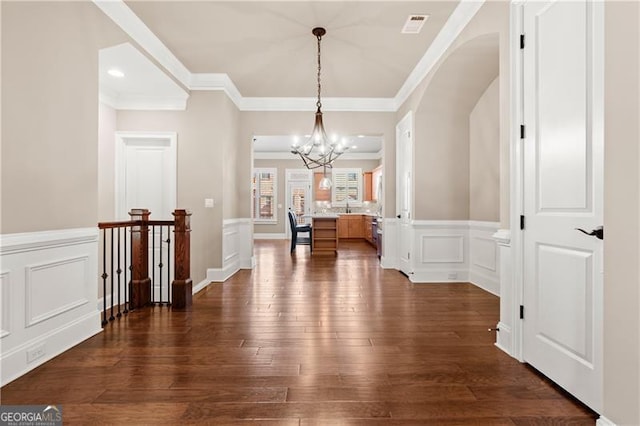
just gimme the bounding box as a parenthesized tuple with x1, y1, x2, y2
(332, 168, 363, 206)
(252, 168, 277, 223)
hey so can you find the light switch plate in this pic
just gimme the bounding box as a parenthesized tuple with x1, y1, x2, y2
(205, 198, 214, 208)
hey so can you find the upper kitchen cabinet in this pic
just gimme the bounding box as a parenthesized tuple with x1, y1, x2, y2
(362, 165, 383, 203)
(363, 171, 373, 202)
(371, 165, 383, 202)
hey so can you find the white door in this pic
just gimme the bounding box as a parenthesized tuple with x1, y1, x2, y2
(522, 0, 603, 412)
(285, 169, 312, 238)
(116, 132, 177, 302)
(396, 112, 413, 276)
(117, 134, 176, 220)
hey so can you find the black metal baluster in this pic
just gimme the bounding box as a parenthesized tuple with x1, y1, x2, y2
(116, 227, 122, 318)
(101, 229, 108, 326)
(123, 227, 129, 314)
(109, 228, 115, 321)
(152, 225, 156, 304)
(166, 225, 171, 305)
(158, 225, 163, 305)
(128, 224, 134, 311)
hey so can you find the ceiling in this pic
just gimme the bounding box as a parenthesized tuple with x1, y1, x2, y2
(124, 1, 459, 98)
(99, 43, 189, 109)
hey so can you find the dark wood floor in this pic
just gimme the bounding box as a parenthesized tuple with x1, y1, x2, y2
(1, 240, 596, 424)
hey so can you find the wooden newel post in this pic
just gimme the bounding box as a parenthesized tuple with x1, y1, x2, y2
(129, 208, 151, 309)
(172, 209, 192, 310)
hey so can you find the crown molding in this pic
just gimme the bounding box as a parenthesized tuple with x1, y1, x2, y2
(98, 88, 118, 110)
(189, 73, 243, 107)
(394, 0, 485, 109)
(93, 0, 191, 88)
(95, 0, 483, 113)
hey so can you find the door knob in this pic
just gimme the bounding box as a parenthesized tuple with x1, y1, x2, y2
(575, 226, 603, 240)
(397, 214, 401, 219)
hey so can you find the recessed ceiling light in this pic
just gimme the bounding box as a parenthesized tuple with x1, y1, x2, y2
(352, 145, 358, 149)
(402, 14, 430, 34)
(107, 68, 125, 78)
(358, 135, 365, 138)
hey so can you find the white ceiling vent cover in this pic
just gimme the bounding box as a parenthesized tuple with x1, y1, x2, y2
(401, 15, 430, 34)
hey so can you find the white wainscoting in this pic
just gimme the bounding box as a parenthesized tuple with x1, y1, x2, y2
(468, 221, 500, 296)
(198, 219, 253, 291)
(411, 221, 471, 283)
(493, 229, 513, 356)
(384, 220, 501, 293)
(0, 228, 102, 386)
(380, 218, 398, 269)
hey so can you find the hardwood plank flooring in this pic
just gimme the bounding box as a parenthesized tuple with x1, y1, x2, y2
(0, 240, 596, 424)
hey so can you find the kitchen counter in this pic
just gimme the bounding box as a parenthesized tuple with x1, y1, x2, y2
(310, 216, 338, 255)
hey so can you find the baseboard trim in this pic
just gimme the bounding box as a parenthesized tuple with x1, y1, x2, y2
(494, 321, 512, 357)
(380, 256, 395, 269)
(596, 416, 617, 426)
(469, 270, 500, 296)
(207, 259, 240, 282)
(254, 233, 286, 240)
(1, 310, 102, 386)
(192, 278, 214, 294)
(410, 270, 470, 283)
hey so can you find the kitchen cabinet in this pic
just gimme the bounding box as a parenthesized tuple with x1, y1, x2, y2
(337, 214, 365, 239)
(371, 165, 382, 202)
(363, 215, 373, 243)
(363, 172, 373, 202)
(312, 216, 338, 255)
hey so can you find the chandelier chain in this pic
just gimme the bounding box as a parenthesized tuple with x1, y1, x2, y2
(316, 33, 322, 110)
(290, 27, 348, 171)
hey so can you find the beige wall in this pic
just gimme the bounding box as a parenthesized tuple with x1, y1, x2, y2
(1, 2, 126, 233)
(221, 95, 241, 220)
(469, 77, 499, 222)
(117, 91, 238, 281)
(240, 111, 396, 219)
(397, 1, 508, 223)
(603, 1, 640, 424)
(253, 158, 380, 235)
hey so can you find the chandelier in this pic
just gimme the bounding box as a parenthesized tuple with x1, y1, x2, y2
(291, 27, 348, 189)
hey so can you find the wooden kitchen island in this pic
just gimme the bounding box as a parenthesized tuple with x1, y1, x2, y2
(311, 215, 339, 255)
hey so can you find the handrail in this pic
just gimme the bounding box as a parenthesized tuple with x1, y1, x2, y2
(98, 219, 176, 229)
(98, 220, 142, 229)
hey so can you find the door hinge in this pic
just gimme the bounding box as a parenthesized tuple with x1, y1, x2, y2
(520, 34, 525, 49)
(520, 215, 525, 230)
(520, 305, 525, 319)
(408, 252, 411, 260)
(520, 124, 526, 139)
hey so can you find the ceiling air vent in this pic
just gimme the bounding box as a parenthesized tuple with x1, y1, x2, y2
(401, 14, 429, 34)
